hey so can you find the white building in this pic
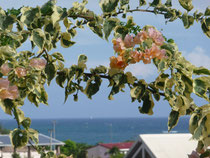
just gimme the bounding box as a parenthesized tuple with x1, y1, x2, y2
(87, 142, 133, 158)
(124, 133, 198, 158)
(0, 133, 64, 158)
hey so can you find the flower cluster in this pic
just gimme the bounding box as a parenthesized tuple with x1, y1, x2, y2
(110, 27, 166, 70)
(0, 58, 47, 101)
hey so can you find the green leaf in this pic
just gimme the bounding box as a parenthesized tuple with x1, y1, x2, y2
(200, 150, 210, 158)
(153, 93, 160, 101)
(193, 66, 210, 75)
(103, 18, 119, 40)
(120, 0, 129, 6)
(139, 0, 146, 6)
(150, 0, 161, 7)
(193, 116, 206, 140)
(22, 117, 31, 130)
(139, 91, 154, 115)
(165, 0, 172, 7)
(99, 0, 119, 13)
(28, 128, 39, 144)
(14, 108, 25, 124)
(52, 52, 65, 62)
(45, 62, 57, 85)
(40, 87, 48, 105)
(10, 129, 29, 148)
(201, 18, 210, 38)
(84, 76, 102, 99)
(0, 100, 12, 115)
(31, 29, 45, 50)
(87, 21, 103, 38)
(51, 6, 67, 25)
(90, 65, 107, 74)
(63, 17, 72, 30)
(20, 7, 41, 27)
(189, 113, 200, 134)
(60, 32, 75, 48)
(0, 14, 15, 30)
(182, 12, 189, 29)
(193, 76, 210, 101)
(56, 71, 67, 88)
(178, 0, 194, 11)
(168, 110, 180, 131)
(41, 0, 57, 16)
(205, 7, 210, 16)
(78, 54, 87, 65)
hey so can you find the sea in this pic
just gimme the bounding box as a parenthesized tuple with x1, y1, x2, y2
(0, 117, 190, 145)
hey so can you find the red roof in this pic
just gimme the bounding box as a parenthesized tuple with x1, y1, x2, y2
(99, 142, 133, 149)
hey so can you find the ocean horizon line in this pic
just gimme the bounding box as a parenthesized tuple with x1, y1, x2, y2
(0, 116, 191, 121)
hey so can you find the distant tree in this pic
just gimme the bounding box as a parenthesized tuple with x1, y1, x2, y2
(0, 124, 10, 134)
(57, 154, 67, 158)
(61, 139, 92, 158)
(75, 143, 92, 158)
(108, 146, 120, 155)
(108, 147, 125, 158)
(61, 140, 77, 156)
(12, 153, 20, 158)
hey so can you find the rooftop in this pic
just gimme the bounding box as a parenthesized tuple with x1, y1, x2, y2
(0, 133, 65, 147)
(99, 142, 133, 149)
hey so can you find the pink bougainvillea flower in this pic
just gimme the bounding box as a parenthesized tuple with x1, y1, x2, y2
(110, 56, 128, 70)
(130, 50, 143, 63)
(145, 44, 166, 60)
(148, 27, 157, 39)
(134, 31, 148, 45)
(8, 85, 19, 99)
(15, 67, 27, 78)
(0, 78, 10, 90)
(1, 63, 11, 76)
(124, 34, 135, 48)
(0, 78, 19, 100)
(154, 31, 165, 46)
(148, 27, 164, 46)
(188, 151, 200, 158)
(143, 50, 152, 64)
(112, 38, 125, 53)
(30, 58, 47, 70)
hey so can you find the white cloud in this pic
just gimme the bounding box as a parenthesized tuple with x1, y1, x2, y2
(125, 62, 157, 78)
(86, 60, 109, 69)
(86, 60, 158, 79)
(184, 46, 210, 69)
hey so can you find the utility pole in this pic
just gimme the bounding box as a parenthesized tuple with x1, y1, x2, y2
(52, 120, 56, 139)
(110, 123, 113, 143)
(48, 129, 53, 151)
(52, 121, 56, 150)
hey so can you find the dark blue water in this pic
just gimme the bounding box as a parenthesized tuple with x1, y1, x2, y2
(0, 117, 190, 145)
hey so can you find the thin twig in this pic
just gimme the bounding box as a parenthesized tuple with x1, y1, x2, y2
(37, 48, 47, 58)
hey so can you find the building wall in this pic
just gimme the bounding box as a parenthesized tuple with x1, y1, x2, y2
(87, 146, 110, 158)
(1, 150, 56, 158)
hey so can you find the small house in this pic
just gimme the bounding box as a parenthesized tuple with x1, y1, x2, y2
(87, 142, 133, 158)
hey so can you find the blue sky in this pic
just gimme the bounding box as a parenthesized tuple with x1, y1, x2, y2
(0, 0, 209, 119)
